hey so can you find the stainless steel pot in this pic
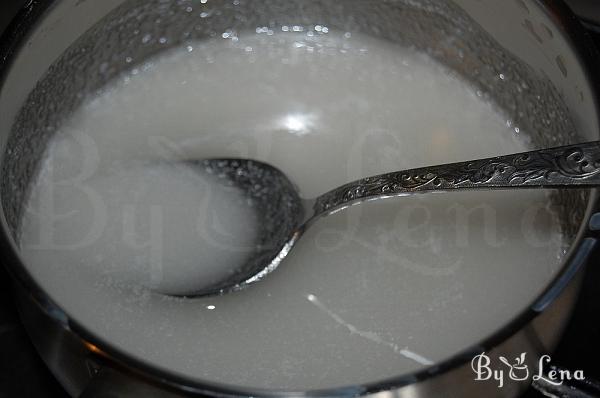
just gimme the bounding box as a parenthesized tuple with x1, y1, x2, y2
(1, 0, 600, 397)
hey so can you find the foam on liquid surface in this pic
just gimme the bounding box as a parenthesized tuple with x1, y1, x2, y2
(19, 30, 564, 389)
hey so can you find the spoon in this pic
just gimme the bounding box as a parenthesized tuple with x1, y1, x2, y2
(181, 140, 600, 297)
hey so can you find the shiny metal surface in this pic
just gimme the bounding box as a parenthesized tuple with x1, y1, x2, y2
(313, 141, 600, 214)
(194, 142, 600, 297)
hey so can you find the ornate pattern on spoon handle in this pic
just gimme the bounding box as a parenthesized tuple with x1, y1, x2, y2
(313, 141, 600, 216)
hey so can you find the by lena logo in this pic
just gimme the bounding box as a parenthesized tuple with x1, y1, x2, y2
(471, 352, 585, 388)
(499, 352, 529, 382)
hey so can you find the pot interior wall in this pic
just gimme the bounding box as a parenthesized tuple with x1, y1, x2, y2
(0, 0, 599, 395)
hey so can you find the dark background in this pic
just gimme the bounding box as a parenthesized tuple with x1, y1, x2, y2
(1, 1, 600, 397)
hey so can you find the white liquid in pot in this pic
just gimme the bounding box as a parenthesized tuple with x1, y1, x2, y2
(19, 30, 564, 389)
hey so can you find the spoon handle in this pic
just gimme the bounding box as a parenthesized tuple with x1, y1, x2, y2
(312, 141, 600, 217)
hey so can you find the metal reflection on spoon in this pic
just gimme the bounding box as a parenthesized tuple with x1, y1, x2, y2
(180, 141, 600, 297)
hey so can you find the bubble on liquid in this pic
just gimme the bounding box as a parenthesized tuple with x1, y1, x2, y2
(523, 19, 543, 44)
(515, 0, 530, 14)
(541, 23, 554, 39)
(555, 55, 567, 77)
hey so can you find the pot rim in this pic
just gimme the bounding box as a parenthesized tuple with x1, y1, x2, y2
(1, 0, 599, 396)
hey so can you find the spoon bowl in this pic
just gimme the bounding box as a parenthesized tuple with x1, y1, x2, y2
(186, 159, 304, 296)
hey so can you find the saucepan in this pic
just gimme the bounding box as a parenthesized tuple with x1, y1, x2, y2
(1, 0, 600, 397)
